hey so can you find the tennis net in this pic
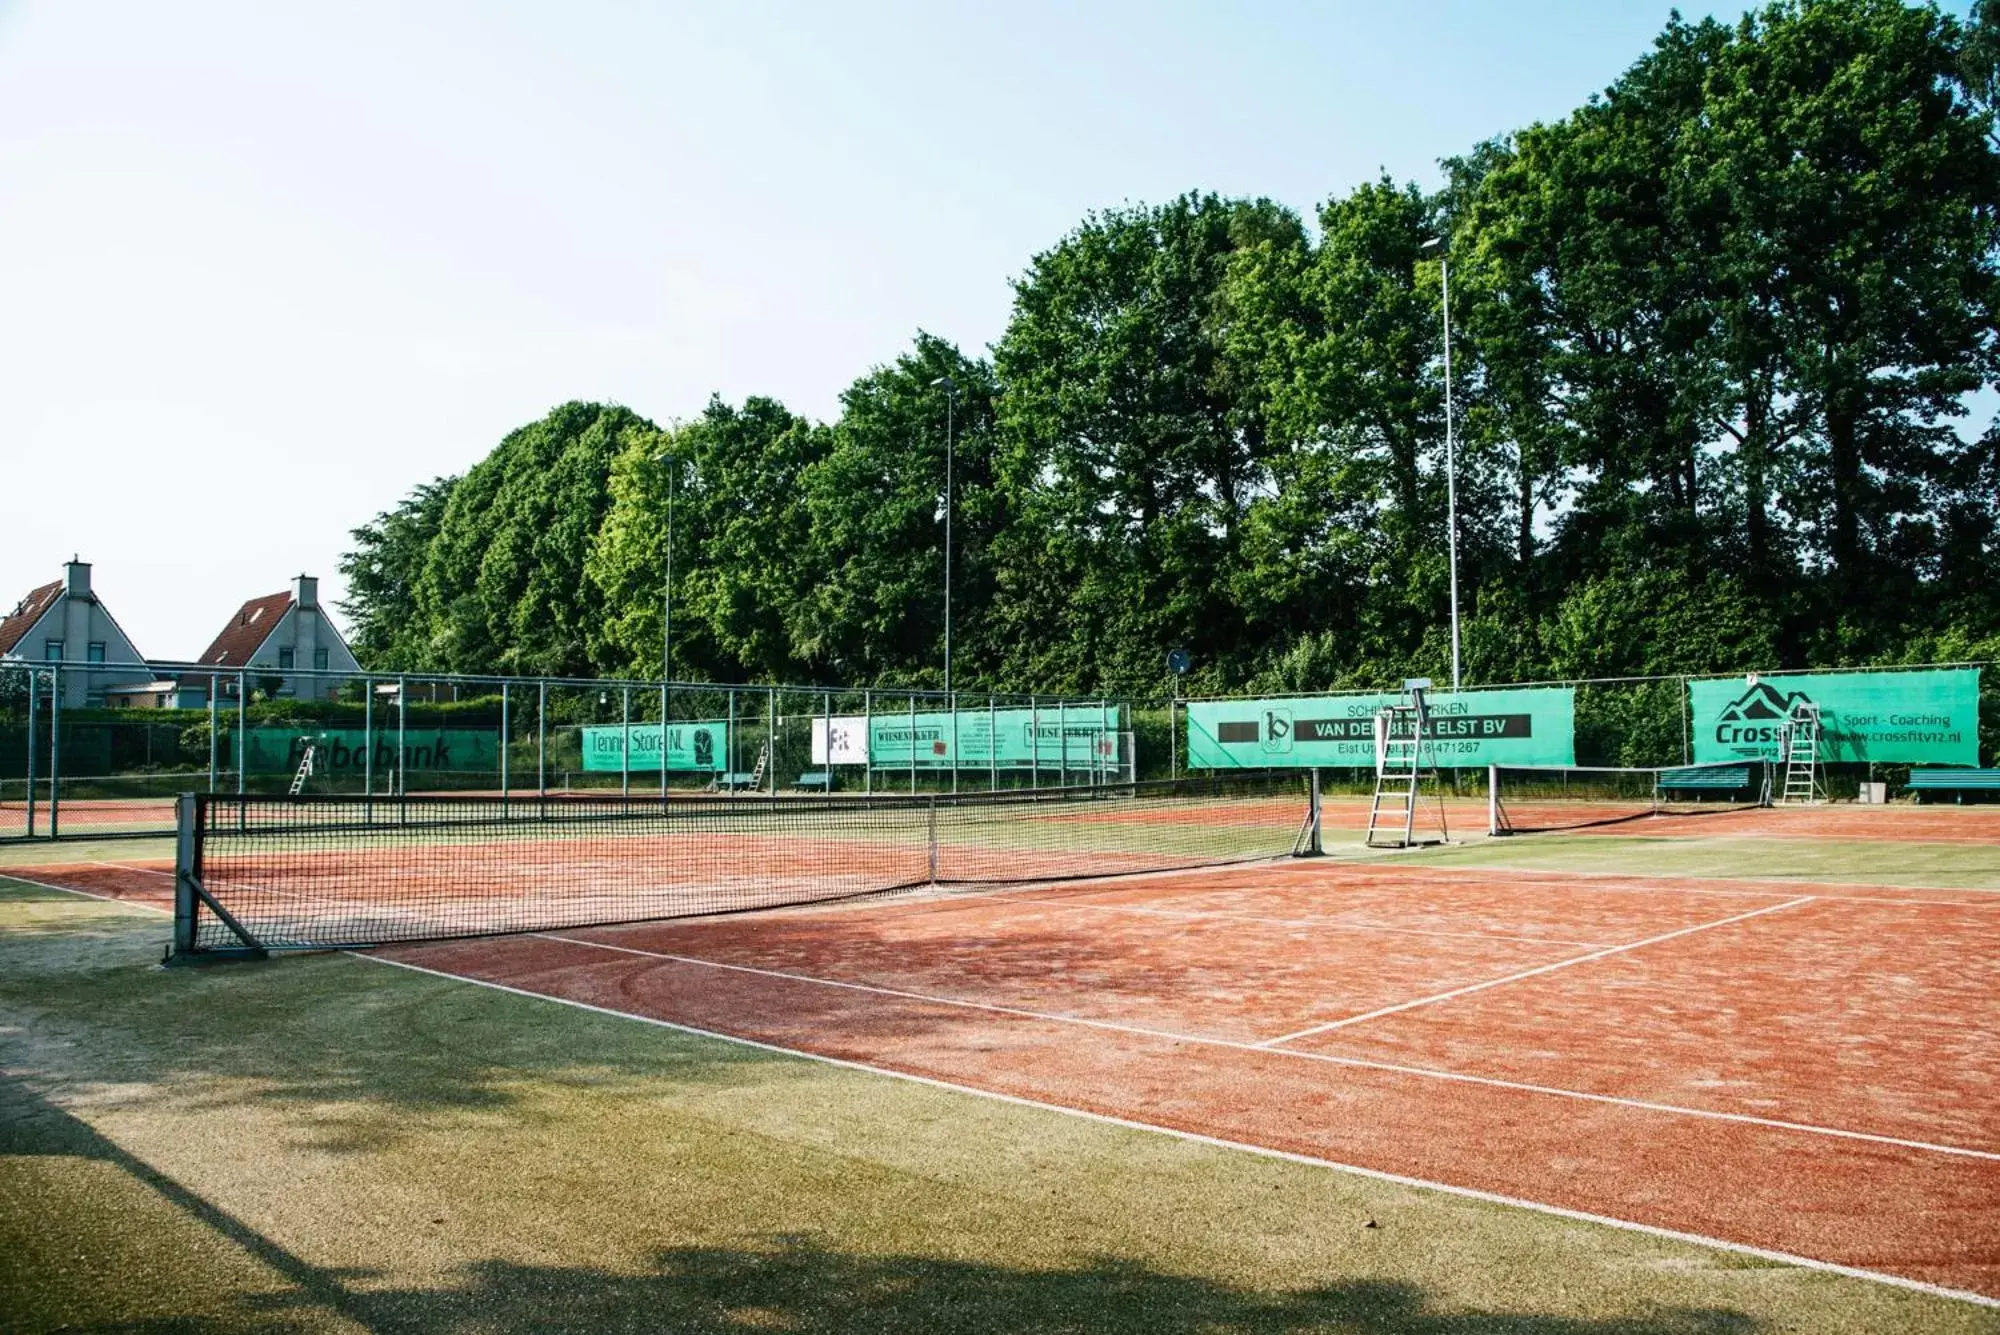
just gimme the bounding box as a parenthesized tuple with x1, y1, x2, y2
(1487, 762, 1769, 836)
(171, 775, 1318, 957)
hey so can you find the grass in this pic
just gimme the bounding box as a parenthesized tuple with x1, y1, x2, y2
(1407, 833, 2000, 890)
(3, 872, 1995, 1332)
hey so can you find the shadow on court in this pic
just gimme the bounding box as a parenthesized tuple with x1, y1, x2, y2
(1, 1073, 1764, 1334)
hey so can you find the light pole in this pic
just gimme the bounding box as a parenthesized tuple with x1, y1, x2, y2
(1421, 236, 1461, 692)
(931, 375, 958, 695)
(653, 449, 676, 684)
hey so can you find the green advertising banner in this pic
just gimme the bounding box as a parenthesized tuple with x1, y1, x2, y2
(850, 707, 1118, 768)
(579, 722, 731, 772)
(1187, 689, 1576, 769)
(1689, 669, 1978, 765)
(242, 728, 499, 775)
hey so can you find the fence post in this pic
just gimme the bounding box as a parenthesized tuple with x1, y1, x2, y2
(863, 689, 872, 796)
(621, 686, 631, 798)
(1030, 695, 1039, 789)
(1057, 700, 1068, 787)
(24, 668, 36, 838)
(235, 672, 247, 799)
(501, 682, 511, 815)
(363, 673, 374, 808)
(207, 680, 218, 794)
(822, 688, 832, 793)
(766, 686, 776, 796)
(537, 680, 547, 808)
(397, 675, 408, 802)
(1680, 675, 1691, 767)
(662, 683, 671, 803)
(49, 666, 60, 838)
(989, 694, 997, 792)
(908, 692, 916, 794)
(728, 688, 737, 792)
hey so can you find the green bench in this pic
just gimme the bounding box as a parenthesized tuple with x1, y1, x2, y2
(1659, 766, 1751, 791)
(1906, 769, 2000, 803)
(794, 770, 832, 791)
(708, 772, 761, 792)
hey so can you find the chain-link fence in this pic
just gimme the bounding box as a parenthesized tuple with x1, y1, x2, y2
(0, 661, 1131, 841)
(1141, 662, 1997, 800)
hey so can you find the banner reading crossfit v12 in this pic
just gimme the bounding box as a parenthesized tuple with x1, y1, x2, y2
(1186, 688, 1576, 769)
(1689, 669, 1979, 766)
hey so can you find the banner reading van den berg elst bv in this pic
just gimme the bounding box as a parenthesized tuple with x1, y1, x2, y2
(1689, 669, 1978, 766)
(1185, 688, 1576, 769)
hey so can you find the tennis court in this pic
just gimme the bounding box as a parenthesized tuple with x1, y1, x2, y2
(13, 781, 1999, 1310)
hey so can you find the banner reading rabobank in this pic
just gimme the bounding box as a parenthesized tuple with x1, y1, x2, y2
(1186, 688, 1576, 769)
(1690, 669, 1978, 765)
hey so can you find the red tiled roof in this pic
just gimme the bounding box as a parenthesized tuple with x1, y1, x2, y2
(197, 591, 294, 668)
(0, 581, 62, 656)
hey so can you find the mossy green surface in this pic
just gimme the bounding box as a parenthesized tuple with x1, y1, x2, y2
(1405, 833, 2000, 890)
(3, 876, 1993, 1332)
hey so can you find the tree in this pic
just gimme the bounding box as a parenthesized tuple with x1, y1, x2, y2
(992, 193, 1307, 691)
(413, 402, 655, 676)
(792, 334, 999, 686)
(338, 476, 457, 668)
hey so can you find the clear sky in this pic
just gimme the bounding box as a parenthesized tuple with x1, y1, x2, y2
(0, 0, 1836, 659)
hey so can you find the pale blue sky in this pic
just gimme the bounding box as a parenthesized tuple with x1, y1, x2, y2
(0, 0, 1885, 657)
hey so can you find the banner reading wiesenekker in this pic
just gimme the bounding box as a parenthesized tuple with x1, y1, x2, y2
(1689, 669, 1978, 765)
(1187, 688, 1576, 769)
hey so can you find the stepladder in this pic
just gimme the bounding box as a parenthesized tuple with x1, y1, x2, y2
(1779, 702, 1823, 804)
(287, 741, 318, 796)
(1365, 686, 1449, 848)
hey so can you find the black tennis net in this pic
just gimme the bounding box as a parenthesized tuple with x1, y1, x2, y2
(171, 775, 1319, 957)
(1487, 762, 1770, 836)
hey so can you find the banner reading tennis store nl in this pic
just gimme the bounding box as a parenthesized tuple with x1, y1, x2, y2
(1186, 688, 1576, 769)
(1690, 669, 1979, 765)
(578, 722, 730, 772)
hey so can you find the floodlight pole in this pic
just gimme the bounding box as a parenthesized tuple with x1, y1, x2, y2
(655, 451, 675, 686)
(932, 375, 958, 695)
(1422, 237, 1462, 692)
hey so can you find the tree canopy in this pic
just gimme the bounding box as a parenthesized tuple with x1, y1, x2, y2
(341, 0, 2000, 696)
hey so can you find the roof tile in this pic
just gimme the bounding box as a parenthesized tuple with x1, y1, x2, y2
(0, 581, 62, 656)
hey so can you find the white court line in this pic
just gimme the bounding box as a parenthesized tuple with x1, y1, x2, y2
(356, 949, 1999, 1309)
(0, 871, 171, 914)
(526, 927, 1999, 1161)
(92, 860, 174, 879)
(1258, 897, 1817, 1047)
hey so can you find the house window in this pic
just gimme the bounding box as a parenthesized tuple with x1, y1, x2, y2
(87, 642, 106, 663)
(278, 648, 296, 670)
(313, 648, 329, 671)
(44, 639, 63, 661)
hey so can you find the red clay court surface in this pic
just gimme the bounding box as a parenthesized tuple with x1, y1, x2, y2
(11, 791, 2000, 843)
(10, 819, 2000, 1304)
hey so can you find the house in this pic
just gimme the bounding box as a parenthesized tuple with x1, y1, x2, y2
(0, 559, 151, 706)
(103, 680, 207, 710)
(191, 575, 360, 703)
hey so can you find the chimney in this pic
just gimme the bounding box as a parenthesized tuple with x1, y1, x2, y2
(65, 557, 91, 597)
(293, 574, 318, 609)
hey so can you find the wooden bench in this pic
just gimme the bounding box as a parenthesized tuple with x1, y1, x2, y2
(707, 772, 762, 792)
(794, 770, 832, 791)
(1906, 768, 2000, 803)
(1659, 765, 1751, 792)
